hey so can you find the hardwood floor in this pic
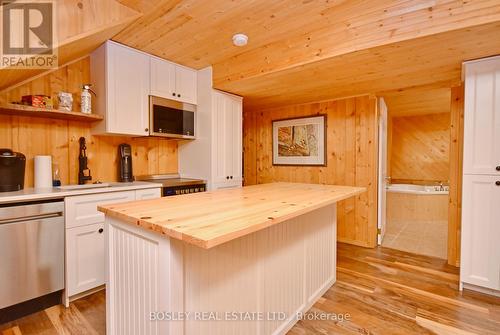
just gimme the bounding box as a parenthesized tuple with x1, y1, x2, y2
(2, 243, 499, 334)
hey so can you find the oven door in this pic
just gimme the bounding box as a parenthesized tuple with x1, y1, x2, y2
(149, 96, 196, 139)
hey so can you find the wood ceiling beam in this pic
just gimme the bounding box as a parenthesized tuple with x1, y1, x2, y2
(212, 0, 500, 87)
(227, 21, 500, 110)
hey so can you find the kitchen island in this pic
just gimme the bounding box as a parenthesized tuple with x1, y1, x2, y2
(98, 182, 364, 335)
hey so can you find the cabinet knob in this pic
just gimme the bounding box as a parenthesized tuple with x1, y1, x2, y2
(496, 181, 500, 186)
(496, 166, 500, 171)
(230, 176, 233, 179)
(177, 94, 181, 98)
(226, 176, 229, 179)
(172, 93, 176, 96)
(145, 128, 149, 132)
(98, 228, 104, 234)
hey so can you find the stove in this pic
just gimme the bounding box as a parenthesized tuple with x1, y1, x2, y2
(135, 174, 206, 197)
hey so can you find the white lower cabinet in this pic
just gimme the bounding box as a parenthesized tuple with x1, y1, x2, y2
(460, 175, 500, 291)
(65, 188, 161, 304)
(66, 223, 105, 297)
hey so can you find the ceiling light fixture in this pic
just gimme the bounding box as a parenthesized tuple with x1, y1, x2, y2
(232, 33, 248, 47)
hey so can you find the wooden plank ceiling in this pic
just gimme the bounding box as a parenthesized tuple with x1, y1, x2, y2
(383, 87, 452, 117)
(2, 0, 500, 112)
(0, 0, 141, 91)
(113, 0, 500, 111)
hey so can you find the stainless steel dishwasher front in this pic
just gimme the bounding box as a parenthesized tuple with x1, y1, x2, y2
(0, 200, 65, 309)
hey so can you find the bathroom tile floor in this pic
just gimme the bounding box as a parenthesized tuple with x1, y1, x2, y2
(381, 219, 448, 259)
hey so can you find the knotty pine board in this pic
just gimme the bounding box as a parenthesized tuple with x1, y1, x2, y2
(447, 85, 464, 267)
(390, 113, 451, 183)
(243, 95, 378, 248)
(0, 57, 178, 187)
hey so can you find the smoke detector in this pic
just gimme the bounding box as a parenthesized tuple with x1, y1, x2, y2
(232, 33, 248, 47)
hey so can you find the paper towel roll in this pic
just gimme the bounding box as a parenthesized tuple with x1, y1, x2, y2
(34, 155, 53, 188)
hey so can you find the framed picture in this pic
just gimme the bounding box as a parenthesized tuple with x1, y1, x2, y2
(272, 115, 326, 166)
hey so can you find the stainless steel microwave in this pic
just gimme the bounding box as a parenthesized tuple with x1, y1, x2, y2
(149, 96, 196, 139)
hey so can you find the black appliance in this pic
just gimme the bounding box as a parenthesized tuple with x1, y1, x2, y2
(118, 144, 133, 182)
(135, 174, 206, 197)
(78, 137, 92, 185)
(149, 96, 196, 139)
(0, 149, 26, 192)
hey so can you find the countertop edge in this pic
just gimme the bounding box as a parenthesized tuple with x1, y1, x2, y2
(0, 182, 162, 205)
(98, 185, 366, 249)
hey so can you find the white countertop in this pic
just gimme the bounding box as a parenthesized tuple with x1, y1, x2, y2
(0, 181, 162, 205)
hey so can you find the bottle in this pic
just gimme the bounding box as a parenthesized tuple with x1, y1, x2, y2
(81, 84, 93, 114)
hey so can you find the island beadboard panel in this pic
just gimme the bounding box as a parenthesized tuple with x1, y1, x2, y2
(243, 95, 379, 247)
(0, 58, 178, 187)
(390, 112, 451, 183)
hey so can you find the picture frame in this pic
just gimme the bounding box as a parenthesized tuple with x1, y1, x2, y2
(272, 115, 326, 166)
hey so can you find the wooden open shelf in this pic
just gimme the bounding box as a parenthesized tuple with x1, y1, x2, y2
(0, 103, 103, 122)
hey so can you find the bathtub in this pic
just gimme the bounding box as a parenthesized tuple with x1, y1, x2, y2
(386, 183, 449, 195)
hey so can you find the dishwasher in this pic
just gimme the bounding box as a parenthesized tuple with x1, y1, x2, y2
(0, 200, 65, 311)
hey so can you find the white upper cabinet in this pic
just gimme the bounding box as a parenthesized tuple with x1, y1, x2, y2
(150, 56, 176, 99)
(175, 65, 197, 104)
(150, 56, 197, 104)
(91, 41, 150, 136)
(463, 57, 500, 175)
(212, 90, 242, 188)
(91, 41, 198, 136)
(460, 174, 500, 290)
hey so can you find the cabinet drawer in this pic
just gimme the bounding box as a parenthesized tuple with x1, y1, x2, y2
(65, 191, 135, 229)
(135, 188, 161, 200)
(66, 223, 105, 296)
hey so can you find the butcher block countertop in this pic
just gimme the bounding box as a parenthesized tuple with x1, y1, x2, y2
(98, 182, 365, 249)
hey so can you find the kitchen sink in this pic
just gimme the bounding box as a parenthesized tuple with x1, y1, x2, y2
(56, 183, 111, 190)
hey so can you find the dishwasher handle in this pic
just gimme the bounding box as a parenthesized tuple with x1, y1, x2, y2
(0, 212, 63, 225)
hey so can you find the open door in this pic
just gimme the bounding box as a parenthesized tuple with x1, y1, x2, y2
(377, 98, 388, 245)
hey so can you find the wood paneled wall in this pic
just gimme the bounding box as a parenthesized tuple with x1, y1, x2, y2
(389, 113, 451, 184)
(448, 86, 464, 267)
(243, 96, 378, 247)
(0, 58, 178, 187)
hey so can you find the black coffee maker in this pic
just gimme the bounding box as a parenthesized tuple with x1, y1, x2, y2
(118, 144, 133, 182)
(0, 149, 26, 192)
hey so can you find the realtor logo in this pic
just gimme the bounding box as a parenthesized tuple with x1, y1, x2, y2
(0, 0, 57, 69)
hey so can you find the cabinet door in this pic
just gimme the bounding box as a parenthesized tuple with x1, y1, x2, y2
(175, 66, 197, 104)
(66, 223, 105, 296)
(65, 191, 136, 229)
(463, 58, 500, 175)
(212, 91, 229, 185)
(135, 188, 161, 200)
(212, 91, 243, 187)
(229, 95, 243, 182)
(461, 175, 500, 290)
(150, 57, 176, 99)
(107, 43, 150, 136)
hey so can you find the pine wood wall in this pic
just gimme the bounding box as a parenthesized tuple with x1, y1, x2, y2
(448, 86, 464, 267)
(389, 113, 451, 184)
(0, 57, 178, 187)
(243, 95, 379, 247)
